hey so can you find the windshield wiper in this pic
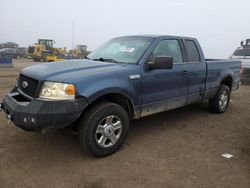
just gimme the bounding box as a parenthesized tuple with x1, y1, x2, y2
(93, 57, 118, 63)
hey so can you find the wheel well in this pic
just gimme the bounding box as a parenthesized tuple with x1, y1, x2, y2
(221, 76, 232, 90)
(90, 93, 135, 118)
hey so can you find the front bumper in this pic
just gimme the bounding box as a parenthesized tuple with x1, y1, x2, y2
(1, 91, 88, 133)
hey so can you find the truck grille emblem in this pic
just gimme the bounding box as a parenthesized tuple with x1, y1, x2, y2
(129, 75, 141, 80)
(22, 81, 28, 89)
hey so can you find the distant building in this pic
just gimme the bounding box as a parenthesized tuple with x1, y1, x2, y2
(0, 42, 19, 49)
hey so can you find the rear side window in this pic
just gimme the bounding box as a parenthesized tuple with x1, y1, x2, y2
(185, 40, 200, 62)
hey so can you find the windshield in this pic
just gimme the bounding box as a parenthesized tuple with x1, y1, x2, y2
(38, 40, 53, 48)
(233, 48, 250, 56)
(87, 37, 153, 64)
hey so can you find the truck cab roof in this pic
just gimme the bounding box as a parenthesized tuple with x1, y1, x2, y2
(114, 35, 197, 40)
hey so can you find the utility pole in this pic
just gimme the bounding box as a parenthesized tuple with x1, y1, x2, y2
(72, 21, 75, 49)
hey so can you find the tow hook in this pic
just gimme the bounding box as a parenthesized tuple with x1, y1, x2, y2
(6, 114, 12, 124)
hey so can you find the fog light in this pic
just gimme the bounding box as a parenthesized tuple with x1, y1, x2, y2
(21, 116, 29, 123)
(0, 103, 3, 111)
(30, 117, 37, 124)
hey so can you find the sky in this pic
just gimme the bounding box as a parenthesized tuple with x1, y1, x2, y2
(0, 0, 249, 58)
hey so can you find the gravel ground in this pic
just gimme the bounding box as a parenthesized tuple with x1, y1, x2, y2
(0, 59, 250, 188)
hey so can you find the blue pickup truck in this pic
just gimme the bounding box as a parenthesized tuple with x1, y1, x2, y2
(1, 35, 241, 157)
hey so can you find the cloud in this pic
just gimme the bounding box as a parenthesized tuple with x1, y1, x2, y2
(0, 0, 249, 58)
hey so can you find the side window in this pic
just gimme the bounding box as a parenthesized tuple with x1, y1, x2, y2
(151, 40, 183, 64)
(185, 40, 200, 62)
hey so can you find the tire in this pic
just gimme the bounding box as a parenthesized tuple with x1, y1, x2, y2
(42, 53, 48, 62)
(209, 84, 231, 113)
(78, 102, 130, 157)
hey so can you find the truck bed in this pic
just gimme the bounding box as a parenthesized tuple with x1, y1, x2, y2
(205, 59, 241, 96)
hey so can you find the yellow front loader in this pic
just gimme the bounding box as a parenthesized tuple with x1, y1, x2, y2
(69, 45, 89, 59)
(28, 39, 67, 62)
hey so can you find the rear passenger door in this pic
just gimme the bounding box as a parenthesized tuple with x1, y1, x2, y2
(184, 39, 206, 103)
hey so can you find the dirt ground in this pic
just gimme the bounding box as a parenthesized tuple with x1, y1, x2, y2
(0, 59, 249, 188)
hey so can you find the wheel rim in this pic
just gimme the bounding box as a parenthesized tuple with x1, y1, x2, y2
(219, 90, 228, 110)
(95, 115, 122, 148)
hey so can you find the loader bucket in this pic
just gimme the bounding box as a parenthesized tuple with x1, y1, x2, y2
(0, 57, 13, 67)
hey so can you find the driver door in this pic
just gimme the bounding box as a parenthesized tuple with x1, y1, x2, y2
(141, 39, 188, 116)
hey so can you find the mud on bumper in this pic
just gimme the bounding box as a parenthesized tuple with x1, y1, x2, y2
(1, 92, 88, 133)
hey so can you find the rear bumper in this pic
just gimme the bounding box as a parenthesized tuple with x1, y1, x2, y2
(1, 91, 88, 133)
(241, 67, 250, 84)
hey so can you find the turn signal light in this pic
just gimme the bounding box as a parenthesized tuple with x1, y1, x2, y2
(65, 84, 76, 96)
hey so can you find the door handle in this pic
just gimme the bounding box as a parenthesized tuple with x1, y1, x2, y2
(181, 70, 188, 77)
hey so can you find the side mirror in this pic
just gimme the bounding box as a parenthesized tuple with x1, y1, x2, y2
(148, 56, 173, 70)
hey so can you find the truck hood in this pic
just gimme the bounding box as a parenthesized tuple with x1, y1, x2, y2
(21, 59, 135, 82)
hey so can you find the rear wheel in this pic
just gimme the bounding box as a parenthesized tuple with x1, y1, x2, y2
(41, 53, 48, 62)
(33, 56, 41, 62)
(209, 84, 231, 113)
(78, 102, 130, 157)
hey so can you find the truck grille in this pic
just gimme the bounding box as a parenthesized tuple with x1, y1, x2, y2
(18, 74, 39, 98)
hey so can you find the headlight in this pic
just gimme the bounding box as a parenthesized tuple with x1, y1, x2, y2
(39, 81, 76, 100)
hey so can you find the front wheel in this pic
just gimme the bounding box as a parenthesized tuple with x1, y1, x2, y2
(78, 102, 130, 157)
(209, 84, 231, 113)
